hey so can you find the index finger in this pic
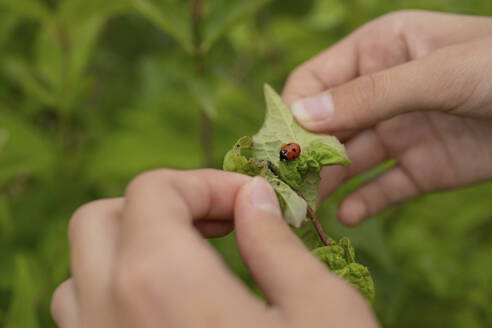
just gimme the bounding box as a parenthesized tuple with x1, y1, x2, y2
(282, 36, 358, 105)
(115, 169, 263, 327)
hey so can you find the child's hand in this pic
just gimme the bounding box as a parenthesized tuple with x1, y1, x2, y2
(51, 169, 378, 328)
(283, 10, 492, 226)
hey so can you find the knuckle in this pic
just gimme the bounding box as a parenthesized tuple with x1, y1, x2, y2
(125, 169, 174, 199)
(380, 9, 418, 23)
(68, 201, 103, 243)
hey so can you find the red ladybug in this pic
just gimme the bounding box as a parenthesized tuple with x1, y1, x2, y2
(279, 143, 301, 161)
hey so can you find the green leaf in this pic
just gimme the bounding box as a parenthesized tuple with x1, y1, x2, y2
(1, 56, 56, 106)
(68, 15, 105, 84)
(34, 17, 105, 112)
(4, 255, 40, 328)
(57, 0, 131, 25)
(253, 85, 348, 167)
(0, 110, 55, 182)
(0, 12, 20, 50)
(0, 195, 13, 240)
(133, 0, 193, 52)
(313, 237, 375, 303)
(202, 0, 272, 51)
(223, 84, 349, 227)
(34, 22, 63, 94)
(187, 77, 217, 119)
(0, 0, 51, 22)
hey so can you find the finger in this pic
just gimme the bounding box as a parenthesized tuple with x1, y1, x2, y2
(235, 177, 341, 310)
(282, 35, 358, 105)
(318, 128, 390, 201)
(116, 169, 261, 327)
(51, 279, 79, 328)
(337, 166, 420, 226)
(284, 11, 492, 105)
(291, 37, 492, 133)
(68, 198, 122, 314)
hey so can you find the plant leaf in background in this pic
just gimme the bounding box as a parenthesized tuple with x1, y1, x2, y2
(0, 111, 55, 182)
(56, 0, 132, 25)
(187, 76, 217, 119)
(0, 195, 13, 241)
(0, 11, 20, 50)
(4, 255, 40, 328)
(1, 56, 56, 107)
(133, 0, 193, 52)
(0, 0, 51, 22)
(223, 84, 349, 227)
(34, 14, 106, 113)
(202, 0, 272, 51)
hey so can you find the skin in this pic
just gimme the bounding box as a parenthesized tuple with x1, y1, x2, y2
(283, 10, 492, 226)
(52, 10, 492, 327)
(51, 170, 377, 327)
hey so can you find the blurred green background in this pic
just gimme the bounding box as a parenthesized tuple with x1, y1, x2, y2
(0, 0, 491, 327)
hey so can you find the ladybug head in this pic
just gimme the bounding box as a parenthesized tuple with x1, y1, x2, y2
(279, 149, 288, 161)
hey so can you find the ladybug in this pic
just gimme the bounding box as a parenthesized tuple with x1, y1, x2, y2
(279, 143, 301, 161)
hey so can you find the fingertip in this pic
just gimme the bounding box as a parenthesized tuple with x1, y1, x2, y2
(337, 199, 367, 227)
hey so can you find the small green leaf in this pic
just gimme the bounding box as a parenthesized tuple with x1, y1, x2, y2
(133, 0, 193, 53)
(313, 238, 375, 303)
(4, 255, 40, 328)
(0, 0, 51, 22)
(202, 0, 272, 51)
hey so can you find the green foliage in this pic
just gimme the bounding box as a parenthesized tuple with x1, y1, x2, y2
(223, 84, 349, 226)
(0, 0, 491, 327)
(313, 237, 375, 303)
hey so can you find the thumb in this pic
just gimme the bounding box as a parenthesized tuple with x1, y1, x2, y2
(289, 41, 491, 133)
(234, 177, 340, 310)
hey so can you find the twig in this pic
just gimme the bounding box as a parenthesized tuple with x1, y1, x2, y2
(191, 0, 214, 168)
(296, 191, 331, 246)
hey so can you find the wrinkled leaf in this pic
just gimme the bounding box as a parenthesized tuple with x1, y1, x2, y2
(223, 84, 349, 227)
(313, 237, 375, 303)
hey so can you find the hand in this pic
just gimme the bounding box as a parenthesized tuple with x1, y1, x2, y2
(51, 169, 378, 328)
(282, 10, 492, 226)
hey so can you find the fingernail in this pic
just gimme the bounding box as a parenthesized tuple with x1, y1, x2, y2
(248, 177, 281, 216)
(291, 91, 334, 123)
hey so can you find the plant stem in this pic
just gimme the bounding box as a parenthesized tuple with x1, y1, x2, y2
(296, 191, 331, 246)
(191, 0, 214, 168)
